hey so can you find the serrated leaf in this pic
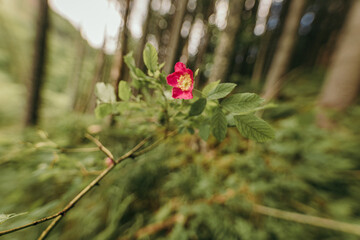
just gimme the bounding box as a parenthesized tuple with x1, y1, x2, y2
(95, 103, 113, 119)
(234, 114, 275, 142)
(143, 43, 158, 73)
(207, 83, 236, 100)
(199, 124, 210, 141)
(0, 212, 27, 224)
(189, 98, 207, 116)
(221, 93, 264, 113)
(118, 80, 131, 101)
(211, 107, 227, 141)
(202, 80, 220, 96)
(95, 83, 116, 103)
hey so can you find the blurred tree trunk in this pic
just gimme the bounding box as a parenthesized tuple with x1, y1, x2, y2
(85, 40, 107, 113)
(194, 0, 216, 83)
(317, 0, 360, 127)
(135, 0, 151, 69)
(111, 0, 131, 100)
(71, 33, 87, 111)
(163, 0, 189, 74)
(24, 0, 49, 127)
(208, 0, 244, 84)
(251, 31, 271, 87)
(261, 0, 306, 101)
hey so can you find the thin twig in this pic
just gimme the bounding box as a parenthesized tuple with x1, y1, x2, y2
(118, 189, 360, 239)
(133, 131, 177, 157)
(85, 133, 115, 161)
(0, 213, 59, 236)
(253, 204, 360, 236)
(0, 137, 150, 238)
(37, 216, 62, 240)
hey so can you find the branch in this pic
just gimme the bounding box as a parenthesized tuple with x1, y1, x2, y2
(85, 133, 115, 162)
(253, 204, 360, 236)
(0, 136, 150, 238)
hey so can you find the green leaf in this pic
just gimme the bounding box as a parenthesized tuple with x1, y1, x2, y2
(159, 62, 165, 70)
(95, 83, 116, 103)
(226, 114, 236, 127)
(202, 80, 220, 96)
(194, 68, 199, 78)
(189, 98, 207, 116)
(0, 212, 27, 224)
(234, 114, 275, 142)
(207, 83, 236, 100)
(114, 102, 128, 114)
(211, 107, 227, 141)
(124, 51, 136, 72)
(143, 43, 158, 73)
(221, 93, 264, 113)
(199, 124, 210, 141)
(95, 103, 113, 119)
(118, 80, 131, 101)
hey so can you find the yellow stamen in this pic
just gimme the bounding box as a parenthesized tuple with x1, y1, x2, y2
(177, 73, 192, 91)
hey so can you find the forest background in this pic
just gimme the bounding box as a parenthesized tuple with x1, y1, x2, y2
(0, 0, 359, 239)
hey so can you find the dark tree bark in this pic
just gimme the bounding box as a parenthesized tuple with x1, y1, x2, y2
(317, 0, 360, 128)
(208, 0, 244, 84)
(24, 0, 49, 127)
(261, 0, 306, 101)
(163, 0, 189, 74)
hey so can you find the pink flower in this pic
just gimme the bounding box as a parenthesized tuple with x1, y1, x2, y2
(166, 62, 194, 99)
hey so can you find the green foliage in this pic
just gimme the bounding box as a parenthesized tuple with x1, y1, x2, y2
(207, 83, 236, 100)
(143, 42, 158, 73)
(234, 114, 275, 142)
(95, 83, 116, 103)
(95, 103, 113, 119)
(211, 107, 227, 141)
(189, 98, 207, 116)
(0, 212, 26, 224)
(202, 80, 220, 96)
(221, 93, 264, 113)
(118, 80, 131, 101)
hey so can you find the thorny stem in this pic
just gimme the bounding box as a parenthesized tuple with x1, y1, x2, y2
(0, 133, 170, 238)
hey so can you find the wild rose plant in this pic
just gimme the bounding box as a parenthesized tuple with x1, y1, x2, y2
(95, 43, 274, 143)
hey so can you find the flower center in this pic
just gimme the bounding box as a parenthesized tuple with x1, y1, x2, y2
(177, 73, 192, 91)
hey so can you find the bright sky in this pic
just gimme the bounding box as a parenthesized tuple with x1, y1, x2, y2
(48, 0, 231, 55)
(49, 0, 149, 54)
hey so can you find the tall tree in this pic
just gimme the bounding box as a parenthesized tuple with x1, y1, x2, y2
(163, 0, 189, 74)
(261, 0, 306, 101)
(111, 0, 131, 100)
(317, 0, 360, 127)
(208, 0, 244, 84)
(70, 32, 87, 111)
(24, 0, 49, 126)
(135, 0, 151, 69)
(85, 39, 108, 113)
(194, 0, 216, 74)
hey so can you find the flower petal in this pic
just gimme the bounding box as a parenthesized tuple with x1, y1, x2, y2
(174, 62, 186, 72)
(172, 87, 193, 99)
(185, 69, 194, 80)
(166, 72, 181, 87)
